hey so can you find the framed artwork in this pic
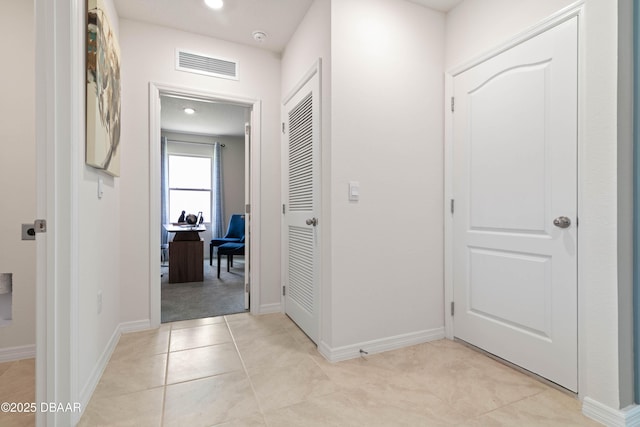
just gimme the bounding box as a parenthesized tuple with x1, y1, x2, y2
(86, 0, 121, 176)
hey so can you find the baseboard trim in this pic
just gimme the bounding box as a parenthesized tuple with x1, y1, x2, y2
(119, 319, 152, 334)
(0, 344, 36, 362)
(583, 398, 640, 426)
(78, 325, 121, 417)
(77, 318, 154, 420)
(318, 327, 446, 363)
(258, 303, 282, 314)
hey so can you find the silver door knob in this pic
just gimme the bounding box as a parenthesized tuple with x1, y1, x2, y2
(553, 216, 571, 228)
(306, 218, 318, 226)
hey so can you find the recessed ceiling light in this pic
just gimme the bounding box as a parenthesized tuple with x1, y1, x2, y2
(252, 31, 268, 43)
(184, 107, 196, 115)
(204, 0, 224, 10)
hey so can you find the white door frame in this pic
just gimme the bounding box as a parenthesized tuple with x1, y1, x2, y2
(36, 0, 83, 424)
(244, 121, 251, 310)
(148, 82, 262, 326)
(444, 1, 585, 393)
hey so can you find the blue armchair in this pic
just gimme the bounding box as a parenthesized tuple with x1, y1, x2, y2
(209, 214, 245, 265)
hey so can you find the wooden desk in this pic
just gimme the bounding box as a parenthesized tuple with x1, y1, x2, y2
(164, 224, 206, 283)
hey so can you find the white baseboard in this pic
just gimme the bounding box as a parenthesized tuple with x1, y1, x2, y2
(77, 318, 155, 420)
(318, 327, 446, 363)
(258, 303, 282, 314)
(0, 344, 36, 362)
(78, 325, 121, 412)
(119, 319, 152, 334)
(583, 398, 640, 426)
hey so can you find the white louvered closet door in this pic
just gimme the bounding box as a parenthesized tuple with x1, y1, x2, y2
(283, 64, 320, 344)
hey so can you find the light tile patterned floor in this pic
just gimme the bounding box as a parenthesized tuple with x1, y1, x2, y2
(0, 313, 602, 426)
(0, 358, 35, 427)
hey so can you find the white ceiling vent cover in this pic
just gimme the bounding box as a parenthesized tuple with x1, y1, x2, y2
(176, 49, 238, 80)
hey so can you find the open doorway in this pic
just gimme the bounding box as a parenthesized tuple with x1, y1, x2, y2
(159, 93, 250, 323)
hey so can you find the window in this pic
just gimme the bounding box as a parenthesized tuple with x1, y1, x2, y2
(168, 155, 211, 222)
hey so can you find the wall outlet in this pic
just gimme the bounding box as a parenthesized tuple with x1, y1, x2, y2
(97, 291, 103, 314)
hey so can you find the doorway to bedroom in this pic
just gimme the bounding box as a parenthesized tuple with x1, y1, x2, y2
(159, 93, 250, 323)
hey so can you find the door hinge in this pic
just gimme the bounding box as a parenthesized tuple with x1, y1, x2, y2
(282, 122, 285, 134)
(450, 199, 455, 214)
(245, 204, 251, 214)
(34, 219, 47, 233)
(245, 124, 251, 135)
(245, 283, 250, 293)
(282, 285, 286, 296)
(282, 204, 286, 214)
(451, 97, 455, 112)
(450, 301, 455, 316)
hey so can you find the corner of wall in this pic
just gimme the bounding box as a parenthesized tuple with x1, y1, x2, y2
(617, 0, 636, 409)
(582, 398, 640, 426)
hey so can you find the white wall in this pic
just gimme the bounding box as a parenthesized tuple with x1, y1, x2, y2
(329, 0, 445, 349)
(446, 0, 628, 411)
(580, 0, 626, 410)
(77, 0, 123, 404)
(0, 0, 36, 355)
(616, 0, 635, 409)
(118, 20, 282, 322)
(282, 0, 446, 353)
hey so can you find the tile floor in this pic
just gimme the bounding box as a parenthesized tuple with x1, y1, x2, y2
(1, 313, 602, 426)
(0, 358, 36, 427)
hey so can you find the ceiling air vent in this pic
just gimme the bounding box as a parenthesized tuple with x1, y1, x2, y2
(176, 49, 238, 80)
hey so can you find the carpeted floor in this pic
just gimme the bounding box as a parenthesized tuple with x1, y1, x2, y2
(161, 257, 247, 323)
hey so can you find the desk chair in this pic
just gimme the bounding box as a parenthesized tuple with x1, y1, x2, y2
(210, 214, 245, 265)
(217, 242, 245, 278)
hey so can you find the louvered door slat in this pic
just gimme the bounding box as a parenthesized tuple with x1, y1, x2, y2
(288, 226, 314, 313)
(288, 93, 313, 212)
(287, 91, 314, 313)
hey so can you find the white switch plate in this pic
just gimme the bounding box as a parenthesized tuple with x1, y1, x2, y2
(348, 181, 360, 201)
(98, 178, 104, 199)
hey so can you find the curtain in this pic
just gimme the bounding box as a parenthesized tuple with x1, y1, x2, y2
(161, 136, 169, 246)
(212, 142, 225, 238)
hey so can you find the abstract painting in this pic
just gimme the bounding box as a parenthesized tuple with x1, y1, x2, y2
(86, 0, 121, 176)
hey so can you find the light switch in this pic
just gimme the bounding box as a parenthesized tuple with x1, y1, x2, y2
(98, 178, 104, 199)
(349, 181, 360, 201)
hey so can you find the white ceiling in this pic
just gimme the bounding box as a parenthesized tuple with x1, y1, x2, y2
(121, 0, 464, 135)
(113, 0, 315, 54)
(113, 0, 464, 54)
(160, 95, 249, 137)
(407, 0, 463, 12)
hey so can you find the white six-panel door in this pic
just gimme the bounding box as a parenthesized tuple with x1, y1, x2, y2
(452, 17, 578, 391)
(282, 66, 321, 343)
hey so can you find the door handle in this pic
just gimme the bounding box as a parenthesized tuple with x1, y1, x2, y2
(553, 216, 571, 229)
(306, 218, 318, 226)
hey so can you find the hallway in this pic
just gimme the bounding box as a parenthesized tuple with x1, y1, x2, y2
(70, 313, 599, 426)
(0, 313, 602, 426)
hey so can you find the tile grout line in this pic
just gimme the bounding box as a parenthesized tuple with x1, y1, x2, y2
(464, 387, 562, 425)
(224, 315, 270, 425)
(159, 323, 173, 427)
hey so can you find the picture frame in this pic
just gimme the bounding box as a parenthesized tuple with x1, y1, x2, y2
(86, 0, 121, 177)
